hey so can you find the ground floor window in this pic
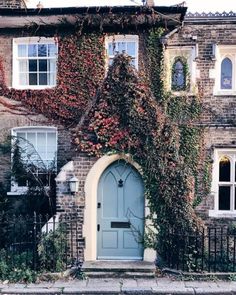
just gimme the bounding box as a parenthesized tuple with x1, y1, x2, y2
(210, 149, 236, 217)
(10, 126, 57, 191)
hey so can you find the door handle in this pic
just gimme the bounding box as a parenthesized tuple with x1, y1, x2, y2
(97, 224, 100, 231)
(97, 202, 101, 208)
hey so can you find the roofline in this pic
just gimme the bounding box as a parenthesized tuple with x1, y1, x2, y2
(0, 5, 186, 19)
(185, 11, 236, 24)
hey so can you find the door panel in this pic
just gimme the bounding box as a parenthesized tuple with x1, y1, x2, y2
(97, 161, 144, 260)
(103, 172, 118, 218)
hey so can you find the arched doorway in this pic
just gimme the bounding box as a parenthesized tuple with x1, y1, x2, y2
(97, 160, 144, 260)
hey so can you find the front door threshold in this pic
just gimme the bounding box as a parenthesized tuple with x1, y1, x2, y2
(81, 260, 156, 279)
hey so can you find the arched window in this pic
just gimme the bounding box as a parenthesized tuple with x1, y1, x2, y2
(218, 156, 231, 211)
(171, 59, 186, 91)
(221, 58, 232, 89)
(219, 156, 231, 182)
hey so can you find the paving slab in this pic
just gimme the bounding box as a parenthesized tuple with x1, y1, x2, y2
(151, 286, 195, 294)
(194, 287, 233, 294)
(136, 278, 158, 287)
(63, 285, 121, 293)
(1, 287, 60, 294)
(184, 281, 219, 288)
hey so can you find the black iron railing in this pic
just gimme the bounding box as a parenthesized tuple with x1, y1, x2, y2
(163, 226, 236, 272)
(0, 213, 80, 273)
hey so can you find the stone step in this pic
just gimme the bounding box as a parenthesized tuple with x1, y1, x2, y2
(84, 271, 155, 279)
(82, 261, 156, 279)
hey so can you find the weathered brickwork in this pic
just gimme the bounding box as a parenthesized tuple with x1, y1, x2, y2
(168, 21, 236, 125)
(2, 8, 236, 260)
(168, 17, 236, 225)
(56, 155, 97, 260)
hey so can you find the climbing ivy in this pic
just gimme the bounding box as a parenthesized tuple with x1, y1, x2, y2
(75, 28, 210, 259)
(0, 25, 210, 264)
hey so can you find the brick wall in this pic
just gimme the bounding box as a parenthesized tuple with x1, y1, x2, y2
(168, 22, 236, 125)
(168, 20, 236, 225)
(56, 155, 97, 260)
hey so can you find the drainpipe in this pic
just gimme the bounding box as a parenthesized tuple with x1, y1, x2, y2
(160, 25, 182, 46)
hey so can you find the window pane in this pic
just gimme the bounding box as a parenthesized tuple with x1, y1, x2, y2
(39, 73, 47, 85)
(38, 44, 47, 57)
(48, 60, 56, 72)
(172, 60, 185, 90)
(48, 44, 57, 57)
(219, 186, 231, 210)
(117, 42, 126, 53)
(17, 132, 26, 149)
(37, 133, 46, 160)
(18, 45, 27, 57)
(28, 44, 37, 57)
(235, 187, 236, 210)
(29, 73, 37, 85)
(47, 132, 56, 146)
(127, 42, 135, 56)
(39, 59, 47, 72)
(19, 73, 27, 85)
(108, 43, 114, 56)
(221, 58, 232, 89)
(19, 60, 28, 72)
(27, 132, 36, 147)
(219, 156, 231, 182)
(48, 73, 56, 86)
(29, 60, 37, 72)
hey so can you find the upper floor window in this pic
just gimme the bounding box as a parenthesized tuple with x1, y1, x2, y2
(10, 127, 57, 192)
(210, 149, 236, 217)
(171, 58, 187, 91)
(105, 35, 139, 69)
(165, 46, 197, 93)
(213, 45, 236, 95)
(221, 57, 232, 89)
(13, 37, 58, 89)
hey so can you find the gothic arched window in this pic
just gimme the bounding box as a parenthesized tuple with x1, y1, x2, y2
(221, 57, 232, 89)
(171, 58, 186, 91)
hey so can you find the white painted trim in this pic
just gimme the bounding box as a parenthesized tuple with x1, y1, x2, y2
(210, 148, 236, 217)
(213, 45, 236, 95)
(83, 154, 156, 262)
(165, 45, 197, 94)
(105, 34, 139, 71)
(12, 37, 57, 89)
(10, 125, 58, 193)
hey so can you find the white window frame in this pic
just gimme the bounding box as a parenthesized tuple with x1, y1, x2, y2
(8, 126, 57, 195)
(165, 46, 198, 94)
(213, 45, 236, 95)
(12, 37, 58, 90)
(105, 35, 139, 71)
(209, 148, 236, 217)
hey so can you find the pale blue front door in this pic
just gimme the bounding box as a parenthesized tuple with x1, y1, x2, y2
(97, 161, 144, 260)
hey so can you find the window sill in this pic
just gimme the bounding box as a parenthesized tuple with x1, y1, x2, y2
(209, 210, 236, 218)
(214, 91, 236, 96)
(7, 187, 28, 196)
(170, 90, 197, 97)
(11, 85, 56, 90)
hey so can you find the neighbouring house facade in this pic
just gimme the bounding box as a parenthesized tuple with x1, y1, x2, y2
(0, 2, 236, 263)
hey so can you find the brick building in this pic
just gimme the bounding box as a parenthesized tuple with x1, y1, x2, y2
(0, 4, 236, 263)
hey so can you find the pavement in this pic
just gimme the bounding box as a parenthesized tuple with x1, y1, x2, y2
(0, 277, 236, 295)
